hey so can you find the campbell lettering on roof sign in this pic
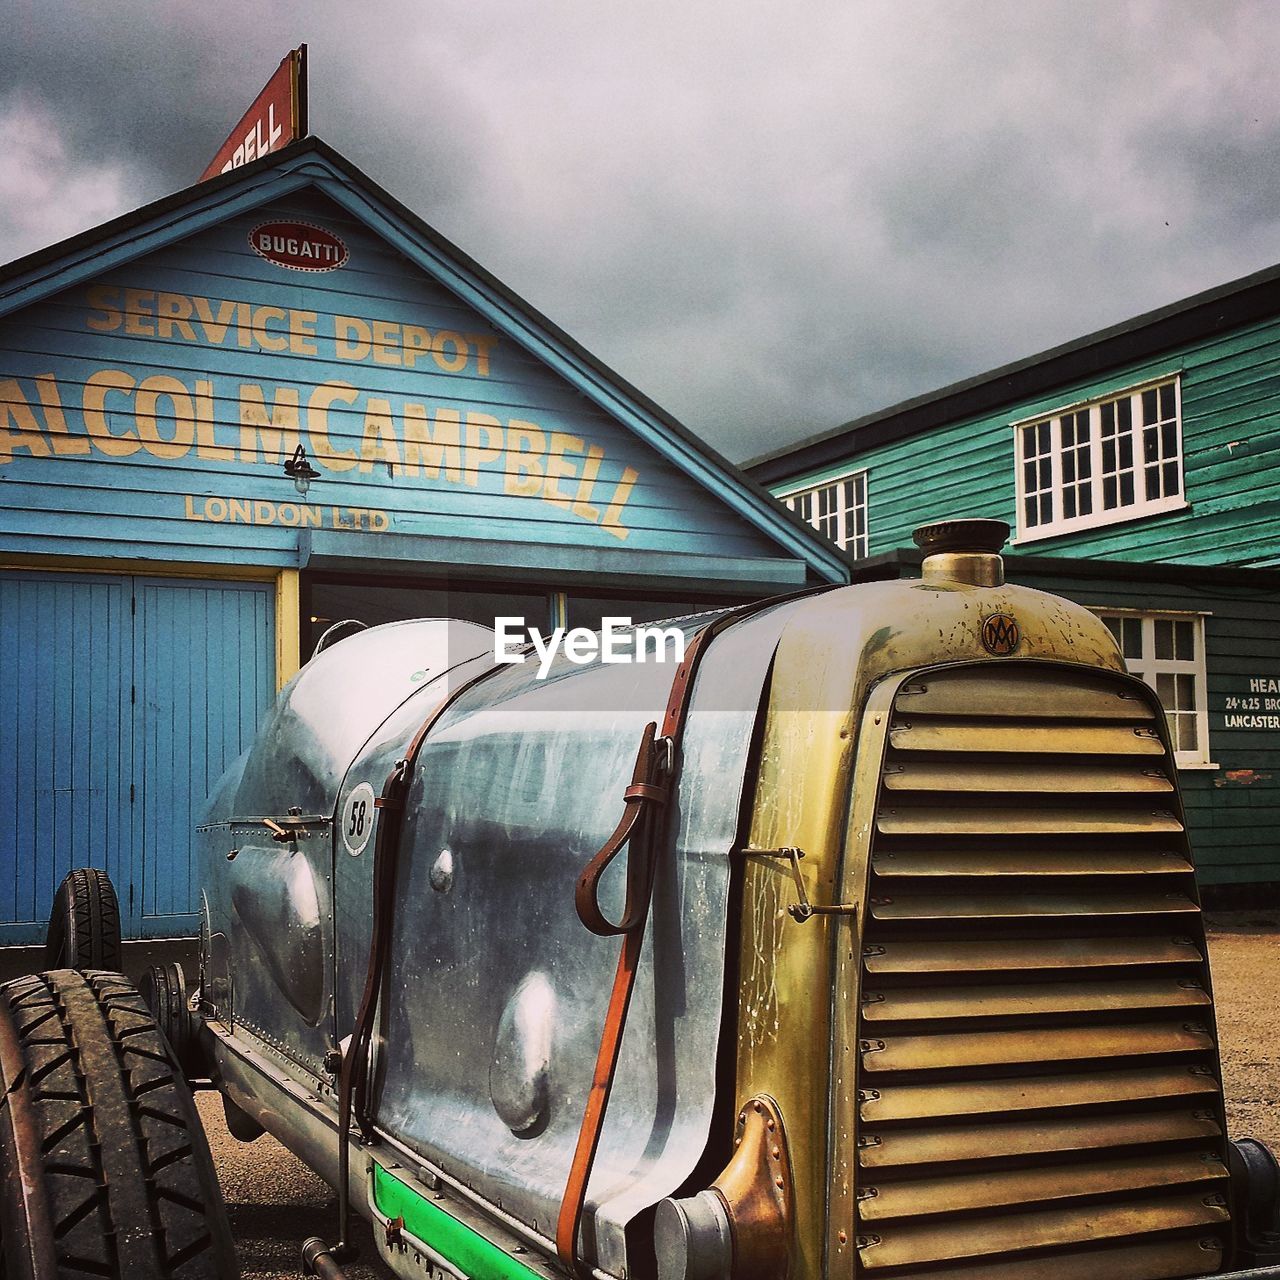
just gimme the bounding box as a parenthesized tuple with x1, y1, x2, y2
(250, 221, 348, 272)
(198, 47, 305, 182)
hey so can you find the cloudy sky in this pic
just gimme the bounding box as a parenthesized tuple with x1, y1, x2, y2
(4, 2, 1279, 462)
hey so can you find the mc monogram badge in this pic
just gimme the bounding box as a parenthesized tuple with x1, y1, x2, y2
(980, 612, 1021, 656)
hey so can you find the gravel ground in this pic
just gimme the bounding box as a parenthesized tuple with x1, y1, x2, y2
(197, 1092, 393, 1279)
(1206, 915, 1280, 1153)
(203, 917, 1280, 1278)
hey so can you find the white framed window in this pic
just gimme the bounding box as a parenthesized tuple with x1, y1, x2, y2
(779, 471, 869, 558)
(1013, 375, 1187, 542)
(1094, 609, 1212, 768)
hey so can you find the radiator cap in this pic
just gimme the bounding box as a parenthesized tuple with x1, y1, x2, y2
(913, 518, 1009, 587)
(912, 518, 1010, 555)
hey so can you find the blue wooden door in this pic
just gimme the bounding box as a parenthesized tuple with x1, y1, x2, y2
(0, 571, 273, 944)
(0, 572, 132, 945)
(132, 578, 273, 937)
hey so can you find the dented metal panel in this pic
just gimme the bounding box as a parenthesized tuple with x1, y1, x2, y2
(198, 617, 493, 1073)
(365, 605, 794, 1277)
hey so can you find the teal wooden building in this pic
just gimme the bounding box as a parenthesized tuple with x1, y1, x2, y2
(748, 265, 1280, 894)
(0, 138, 846, 946)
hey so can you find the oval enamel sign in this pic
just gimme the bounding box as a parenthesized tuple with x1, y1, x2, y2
(249, 220, 348, 272)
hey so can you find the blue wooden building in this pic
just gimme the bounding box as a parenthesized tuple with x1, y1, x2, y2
(748, 265, 1280, 894)
(0, 138, 847, 945)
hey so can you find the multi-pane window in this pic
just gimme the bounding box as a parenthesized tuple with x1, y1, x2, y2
(1014, 376, 1185, 541)
(780, 472, 869, 558)
(1100, 396, 1136, 511)
(1096, 610, 1210, 766)
(1142, 382, 1181, 501)
(1022, 420, 1053, 528)
(1060, 409, 1092, 520)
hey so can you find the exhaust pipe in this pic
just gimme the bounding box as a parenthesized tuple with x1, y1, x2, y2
(300, 1238, 349, 1279)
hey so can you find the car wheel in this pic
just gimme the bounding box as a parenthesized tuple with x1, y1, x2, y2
(139, 961, 204, 1080)
(0, 969, 239, 1278)
(43, 868, 122, 971)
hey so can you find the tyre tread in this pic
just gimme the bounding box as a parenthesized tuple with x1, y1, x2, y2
(3, 973, 116, 1276)
(43, 871, 121, 972)
(0, 970, 238, 1279)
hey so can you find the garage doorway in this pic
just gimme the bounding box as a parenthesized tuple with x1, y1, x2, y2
(0, 571, 273, 943)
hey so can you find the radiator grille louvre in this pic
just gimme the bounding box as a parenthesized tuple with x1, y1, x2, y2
(854, 664, 1229, 1279)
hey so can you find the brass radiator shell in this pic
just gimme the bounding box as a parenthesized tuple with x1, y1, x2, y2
(832, 661, 1230, 1280)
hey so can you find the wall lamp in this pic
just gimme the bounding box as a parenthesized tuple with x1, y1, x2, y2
(284, 444, 321, 498)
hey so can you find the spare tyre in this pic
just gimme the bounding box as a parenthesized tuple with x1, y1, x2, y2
(44, 867, 122, 971)
(0, 968, 239, 1279)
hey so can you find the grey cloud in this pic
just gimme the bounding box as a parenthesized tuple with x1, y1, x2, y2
(4, 1, 1280, 462)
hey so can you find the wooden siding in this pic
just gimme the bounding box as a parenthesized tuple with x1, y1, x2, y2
(0, 573, 130, 933)
(0, 571, 272, 942)
(134, 578, 273, 926)
(778, 314, 1280, 568)
(1011, 570, 1280, 887)
(0, 188, 786, 584)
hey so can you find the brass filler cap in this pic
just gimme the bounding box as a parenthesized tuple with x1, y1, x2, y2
(912, 518, 1010, 587)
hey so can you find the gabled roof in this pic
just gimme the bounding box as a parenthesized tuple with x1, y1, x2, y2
(0, 136, 849, 584)
(746, 259, 1280, 486)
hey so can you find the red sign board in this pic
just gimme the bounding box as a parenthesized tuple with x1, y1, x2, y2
(199, 46, 307, 182)
(249, 220, 348, 272)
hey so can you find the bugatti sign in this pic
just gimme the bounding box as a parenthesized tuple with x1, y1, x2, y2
(250, 221, 349, 272)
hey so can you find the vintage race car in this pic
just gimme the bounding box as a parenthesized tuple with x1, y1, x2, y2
(4, 519, 1280, 1280)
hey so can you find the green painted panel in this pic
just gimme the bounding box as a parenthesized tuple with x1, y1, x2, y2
(1005, 568, 1280, 887)
(371, 1164, 542, 1279)
(777, 312, 1280, 568)
(1190, 862, 1280, 886)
